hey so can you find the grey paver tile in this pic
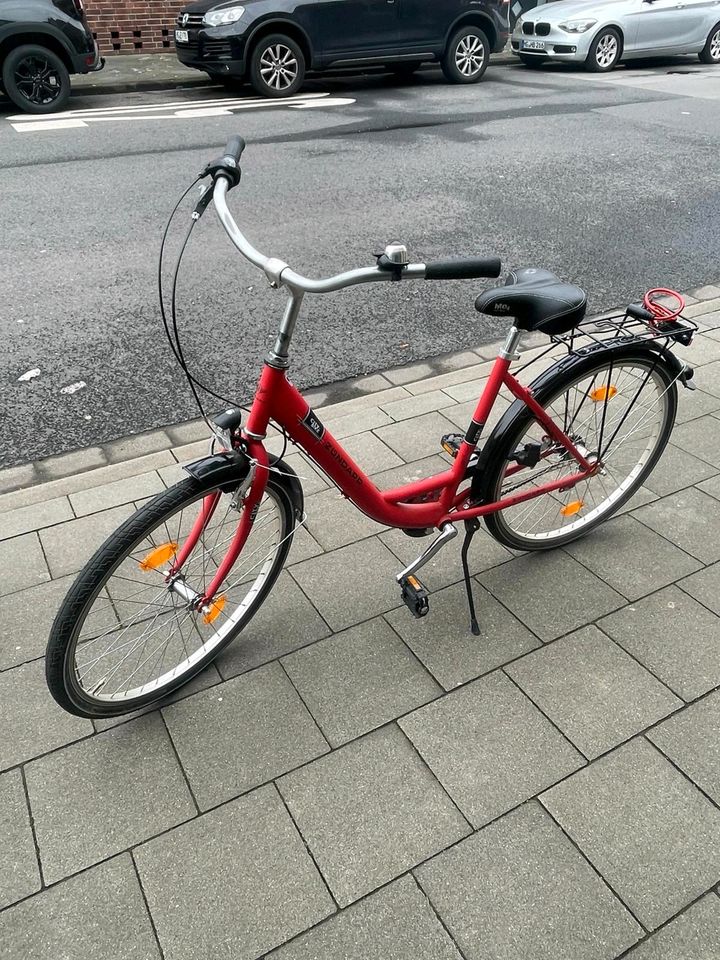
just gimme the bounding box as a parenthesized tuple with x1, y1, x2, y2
(440, 394, 511, 435)
(163, 661, 328, 810)
(290, 537, 402, 632)
(341, 431, 403, 474)
(268, 875, 462, 960)
(701, 314, 720, 335)
(383, 360, 435, 386)
(170, 438, 207, 463)
(689, 367, 720, 400)
(0, 497, 73, 542)
(0, 574, 78, 670)
(282, 617, 440, 747)
(600, 585, 720, 701)
(104, 430, 172, 463)
(25, 713, 195, 883)
(679, 561, 720, 616)
(0, 769, 40, 909)
(0, 854, 160, 960)
(689, 285, 720, 301)
(374, 412, 459, 462)
(648, 691, 720, 805)
(542, 737, 720, 930)
(134, 784, 335, 960)
(166, 418, 207, 445)
(278, 725, 470, 906)
(385, 580, 539, 691)
(643, 443, 718, 497)
(305, 488, 386, 551)
(39, 504, 134, 578)
(0, 532, 49, 598)
(402, 361, 494, 397)
(682, 333, 720, 367)
(480, 551, 624, 643)
(69, 471, 164, 516)
(0, 461, 36, 495)
(0, 660, 92, 772)
(685, 298, 720, 319)
(287, 522, 324, 564)
(671, 415, 720, 467)
(37, 446, 106, 480)
(379, 390, 456, 422)
(416, 802, 642, 960)
(674, 388, 720, 424)
(371, 454, 449, 490)
(615, 485, 657, 516)
(507, 626, 681, 759)
(216, 571, 330, 679)
(283, 453, 329, 496)
(633, 487, 720, 565)
(565, 516, 701, 601)
(697, 472, 720, 501)
(322, 405, 393, 440)
(318, 386, 411, 423)
(625, 893, 720, 959)
(400, 672, 583, 827)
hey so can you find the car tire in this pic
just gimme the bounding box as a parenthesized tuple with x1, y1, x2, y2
(249, 33, 305, 98)
(2, 44, 71, 114)
(585, 27, 622, 73)
(698, 22, 720, 64)
(388, 61, 422, 79)
(518, 54, 545, 68)
(441, 26, 490, 84)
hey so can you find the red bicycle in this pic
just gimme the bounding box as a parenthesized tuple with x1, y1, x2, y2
(47, 137, 697, 718)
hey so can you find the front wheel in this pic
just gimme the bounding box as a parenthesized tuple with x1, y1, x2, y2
(585, 28, 622, 73)
(441, 27, 490, 84)
(2, 44, 71, 114)
(478, 347, 677, 552)
(699, 23, 720, 64)
(249, 33, 306, 98)
(46, 468, 297, 718)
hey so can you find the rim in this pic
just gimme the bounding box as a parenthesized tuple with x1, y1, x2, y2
(490, 359, 671, 543)
(14, 54, 63, 105)
(455, 34, 485, 77)
(710, 29, 720, 61)
(67, 486, 287, 704)
(595, 33, 619, 69)
(259, 43, 299, 91)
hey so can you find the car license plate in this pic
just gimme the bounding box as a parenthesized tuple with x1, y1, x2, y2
(521, 39, 545, 51)
(175, 29, 189, 44)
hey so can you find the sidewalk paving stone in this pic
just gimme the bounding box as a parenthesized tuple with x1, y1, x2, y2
(0, 497, 73, 541)
(39, 504, 134, 578)
(0, 660, 92, 772)
(0, 574, 77, 670)
(269, 875, 462, 960)
(24, 713, 195, 884)
(684, 298, 720, 319)
(542, 737, 720, 930)
(480, 551, 625, 643)
(633, 487, 720, 565)
(134, 784, 335, 960)
(69, 471, 164, 517)
(625, 893, 720, 959)
(278, 724, 471, 906)
(371, 454, 449, 490)
(341, 431, 403, 473)
(305, 488, 386, 551)
(674, 388, 720, 424)
(678, 561, 720, 616)
(599, 585, 720, 702)
(0, 855, 160, 960)
(693, 361, 720, 397)
(416, 802, 642, 960)
(698, 472, 720, 500)
(386, 581, 539, 691)
(379, 390, 457, 422)
(216, 571, 330, 679)
(565, 515, 701, 602)
(648, 691, 720, 805)
(506, 626, 681, 759)
(642, 443, 718, 498)
(0, 769, 41, 910)
(0, 533, 49, 598)
(374, 411, 459, 461)
(400, 672, 584, 827)
(282, 617, 441, 747)
(36, 446, 106, 480)
(162, 661, 329, 810)
(671, 415, 720, 468)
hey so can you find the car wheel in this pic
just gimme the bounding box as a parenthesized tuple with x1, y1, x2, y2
(585, 28, 622, 73)
(2, 44, 70, 114)
(441, 26, 490, 84)
(249, 33, 305, 98)
(699, 22, 720, 64)
(388, 61, 422, 79)
(518, 54, 545, 68)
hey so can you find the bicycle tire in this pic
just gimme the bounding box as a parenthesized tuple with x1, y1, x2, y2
(46, 469, 297, 718)
(478, 344, 678, 551)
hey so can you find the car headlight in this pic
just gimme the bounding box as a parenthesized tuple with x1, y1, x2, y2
(204, 5, 245, 26)
(559, 19, 597, 33)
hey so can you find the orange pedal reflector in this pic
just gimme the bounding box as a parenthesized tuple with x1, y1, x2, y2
(139, 542, 178, 571)
(590, 385, 617, 403)
(560, 500, 584, 517)
(203, 595, 226, 625)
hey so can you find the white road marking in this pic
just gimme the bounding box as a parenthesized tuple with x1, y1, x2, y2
(13, 118, 88, 132)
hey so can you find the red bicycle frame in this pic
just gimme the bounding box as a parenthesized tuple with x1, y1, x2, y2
(184, 352, 595, 603)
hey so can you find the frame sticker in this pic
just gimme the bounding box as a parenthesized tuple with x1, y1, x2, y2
(301, 408, 326, 441)
(465, 420, 484, 446)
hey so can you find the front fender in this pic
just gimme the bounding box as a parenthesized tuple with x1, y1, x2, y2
(183, 450, 305, 517)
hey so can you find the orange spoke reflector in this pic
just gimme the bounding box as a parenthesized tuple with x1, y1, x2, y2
(590, 385, 617, 403)
(139, 542, 178, 571)
(560, 500, 584, 517)
(203, 595, 227, 625)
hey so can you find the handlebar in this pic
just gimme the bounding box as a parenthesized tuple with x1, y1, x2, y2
(210, 135, 501, 295)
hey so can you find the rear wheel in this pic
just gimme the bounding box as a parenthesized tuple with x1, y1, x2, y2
(699, 23, 720, 64)
(479, 347, 677, 551)
(46, 471, 296, 718)
(249, 33, 306, 98)
(585, 28, 622, 73)
(2, 44, 71, 114)
(441, 27, 490, 84)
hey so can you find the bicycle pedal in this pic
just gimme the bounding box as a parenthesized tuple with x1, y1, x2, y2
(400, 574, 430, 619)
(441, 433, 464, 459)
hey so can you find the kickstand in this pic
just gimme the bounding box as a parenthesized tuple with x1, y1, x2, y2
(461, 519, 481, 636)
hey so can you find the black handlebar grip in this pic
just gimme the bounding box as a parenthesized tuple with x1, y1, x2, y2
(224, 135, 246, 163)
(425, 258, 502, 281)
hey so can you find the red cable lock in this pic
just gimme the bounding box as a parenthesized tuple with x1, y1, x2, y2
(643, 288, 685, 325)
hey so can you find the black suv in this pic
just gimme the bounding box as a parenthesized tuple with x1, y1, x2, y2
(0, 0, 103, 114)
(175, 0, 509, 98)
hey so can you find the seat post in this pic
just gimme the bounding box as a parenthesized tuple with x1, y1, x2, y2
(499, 324, 523, 362)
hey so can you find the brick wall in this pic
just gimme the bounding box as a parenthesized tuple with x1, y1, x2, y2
(86, 1, 184, 55)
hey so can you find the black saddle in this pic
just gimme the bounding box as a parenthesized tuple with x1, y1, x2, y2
(475, 267, 587, 336)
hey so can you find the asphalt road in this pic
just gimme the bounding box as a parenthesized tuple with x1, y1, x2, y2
(2, 60, 719, 467)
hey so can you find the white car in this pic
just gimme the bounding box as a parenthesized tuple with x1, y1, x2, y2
(511, 0, 720, 71)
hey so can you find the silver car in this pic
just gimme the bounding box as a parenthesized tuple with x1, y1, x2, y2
(511, 0, 720, 71)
